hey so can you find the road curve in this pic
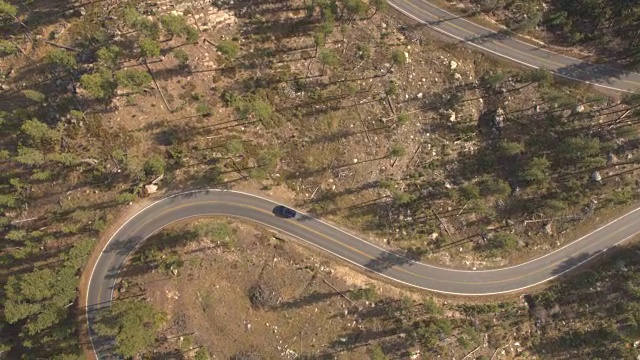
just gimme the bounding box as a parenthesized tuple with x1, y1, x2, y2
(87, 189, 640, 357)
(388, 0, 640, 93)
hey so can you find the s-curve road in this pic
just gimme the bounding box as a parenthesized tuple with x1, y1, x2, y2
(388, 0, 640, 93)
(87, 189, 640, 357)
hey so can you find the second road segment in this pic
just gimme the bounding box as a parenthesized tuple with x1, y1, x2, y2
(388, 0, 640, 93)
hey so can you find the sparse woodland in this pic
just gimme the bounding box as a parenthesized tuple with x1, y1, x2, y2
(0, 0, 640, 358)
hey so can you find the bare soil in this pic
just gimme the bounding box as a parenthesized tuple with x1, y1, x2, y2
(123, 220, 399, 359)
(121, 219, 534, 359)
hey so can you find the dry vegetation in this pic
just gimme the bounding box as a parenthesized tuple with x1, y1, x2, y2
(1, 0, 640, 358)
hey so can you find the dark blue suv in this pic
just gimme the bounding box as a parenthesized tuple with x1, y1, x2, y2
(274, 205, 296, 218)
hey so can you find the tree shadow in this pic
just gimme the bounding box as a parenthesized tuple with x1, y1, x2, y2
(363, 250, 414, 273)
(551, 251, 602, 276)
(554, 62, 635, 88)
(327, 326, 402, 351)
(150, 349, 186, 360)
(276, 291, 339, 310)
(534, 327, 625, 359)
(456, 28, 512, 46)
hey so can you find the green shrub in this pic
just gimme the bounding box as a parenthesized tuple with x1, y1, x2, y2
(394, 191, 416, 205)
(159, 14, 188, 38)
(0, 1, 17, 24)
(115, 69, 152, 92)
(194, 347, 209, 360)
(46, 49, 76, 70)
(0, 194, 18, 208)
(92, 218, 107, 232)
(22, 90, 46, 103)
(196, 102, 212, 117)
(116, 192, 137, 204)
(6, 229, 27, 242)
(206, 166, 223, 184)
(0, 40, 17, 56)
(21, 118, 61, 151)
(172, 49, 189, 65)
(484, 232, 518, 254)
(369, 344, 388, 360)
(217, 39, 239, 58)
(30, 170, 52, 181)
(496, 140, 524, 157)
(80, 69, 116, 99)
(15, 147, 45, 165)
(610, 188, 635, 205)
(96, 45, 122, 69)
(479, 177, 511, 198)
(318, 48, 339, 70)
(396, 113, 409, 125)
(389, 144, 406, 158)
(138, 37, 161, 58)
(460, 183, 481, 201)
(423, 297, 443, 315)
(225, 139, 244, 155)
(143, 154, 166, 178)
(350, 285, 377, 302)
(51, 153, 79, 166)
(196, 221, 233, 247)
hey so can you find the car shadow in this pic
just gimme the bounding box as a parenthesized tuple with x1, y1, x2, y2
(272, 205, 315, 222)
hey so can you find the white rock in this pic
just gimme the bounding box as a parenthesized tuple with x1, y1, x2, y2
(450, 60, 458, 70)
(453, 73, 462, 80)
(417, 92, 423, 99)
(446, 109, 456, 122)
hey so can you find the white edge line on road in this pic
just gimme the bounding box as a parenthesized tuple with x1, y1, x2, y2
(99, 191, 640, 296)
(218, 189, 640, 274)
(386, 1, 636, 93)
(86, 196, 175, 358)
(402, 0, 604, 67)
(87, 188, 640, 357)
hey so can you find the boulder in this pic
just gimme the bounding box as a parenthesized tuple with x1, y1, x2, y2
(445, 109, 456, 122)
(493, 108, 505, 129)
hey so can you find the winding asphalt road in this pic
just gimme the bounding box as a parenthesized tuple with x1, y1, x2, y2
(87, 2, 640, 357)
(87, 190, 640, 357)
(388, 0, 640, 93)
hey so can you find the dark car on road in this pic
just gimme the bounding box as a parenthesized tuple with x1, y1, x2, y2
(274, 205, 297, 218)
